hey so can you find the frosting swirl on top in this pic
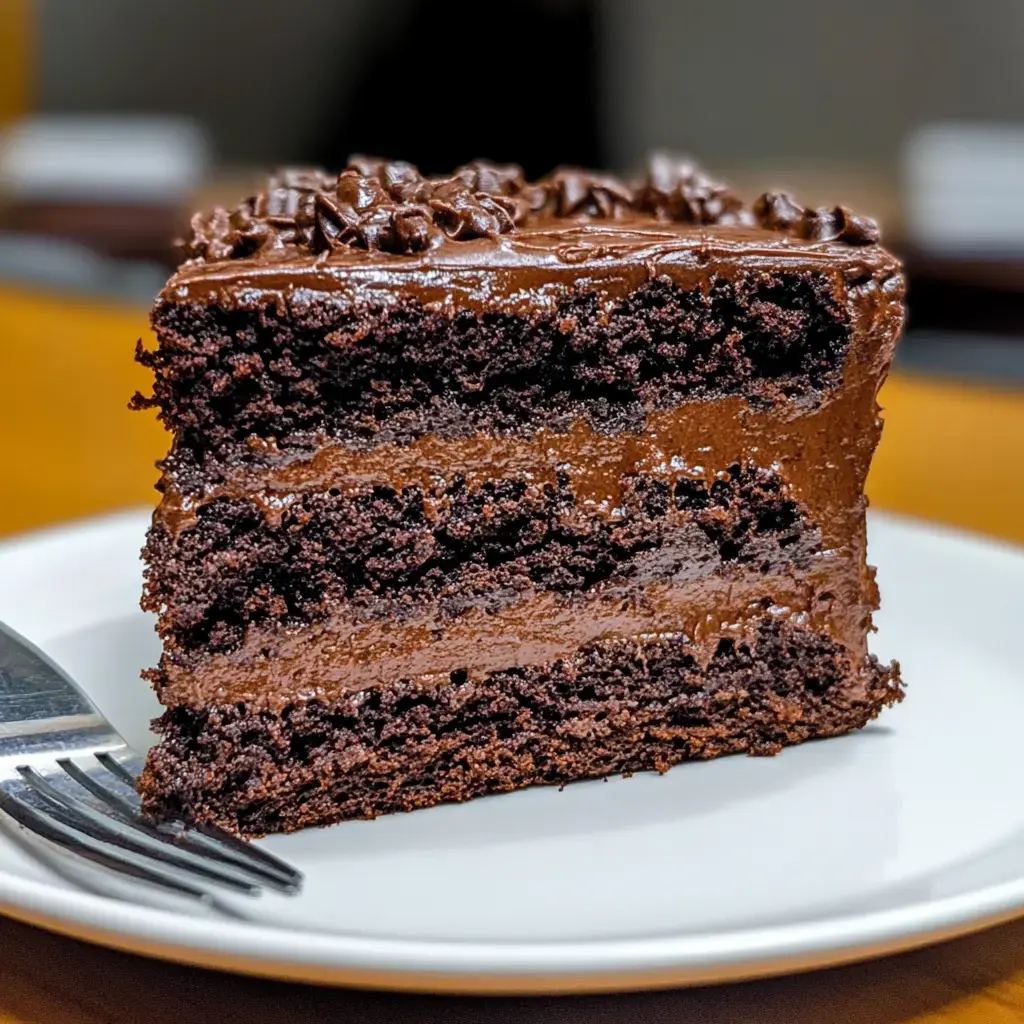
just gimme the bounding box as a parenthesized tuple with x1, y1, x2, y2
(181, 154, 881, 261)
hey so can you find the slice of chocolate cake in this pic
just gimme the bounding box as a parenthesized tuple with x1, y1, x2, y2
(134, 155, 904, 836)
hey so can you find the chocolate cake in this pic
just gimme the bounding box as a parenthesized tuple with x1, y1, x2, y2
(134, 154, 904, 837)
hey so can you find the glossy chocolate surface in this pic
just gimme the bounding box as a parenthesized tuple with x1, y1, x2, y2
(166, 217, 899, 319)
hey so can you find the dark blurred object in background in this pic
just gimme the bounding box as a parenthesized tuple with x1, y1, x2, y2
(38, 0, 602, 178)
(901, 124, 1024, 337)
(317, 0, 601, 176)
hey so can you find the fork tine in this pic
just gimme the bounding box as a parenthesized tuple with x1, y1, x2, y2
(16, 768, 262, 896)
(0, 788, 213, 904)
(93, 751, 138, 788)
(160, 820, 302, 890)
(58, 758, 138, 817)
(190, 822, 304, 886)
(57, 758, 300, 893)
(94, 752, 303, 887)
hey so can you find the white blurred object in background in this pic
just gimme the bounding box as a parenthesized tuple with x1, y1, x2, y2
(0, 116, 210, 202)
(904, 123, 1024, 255)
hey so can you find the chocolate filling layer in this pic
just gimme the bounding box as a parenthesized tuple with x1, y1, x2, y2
(140, 620, 903, 836)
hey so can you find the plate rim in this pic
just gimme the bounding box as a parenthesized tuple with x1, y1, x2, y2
(0, 509, 1022, 992)
(2, 865, 1024, 992)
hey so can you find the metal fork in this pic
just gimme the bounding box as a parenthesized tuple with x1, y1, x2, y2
(0, 619, 302, 903)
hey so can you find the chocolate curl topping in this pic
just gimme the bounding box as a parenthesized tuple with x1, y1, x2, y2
(753, 191, 880, 245)
(638, 152, 751, 225)
(452, 160, 526, 196)
(180, 154, 881, 261)
(536, 168, 635, 219)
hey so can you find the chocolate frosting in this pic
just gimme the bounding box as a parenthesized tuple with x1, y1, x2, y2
(180, 153, 881, 262)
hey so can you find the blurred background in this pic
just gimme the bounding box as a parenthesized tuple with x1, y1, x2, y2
(2, 0, 1023, 541)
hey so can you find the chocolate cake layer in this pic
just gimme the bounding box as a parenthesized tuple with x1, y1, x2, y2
(142, 271, 860, 457)
(140, 620, 902, 837)
(141, 159, 899, 472)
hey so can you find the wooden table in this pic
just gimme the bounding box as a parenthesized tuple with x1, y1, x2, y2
(2, 285, 1024, 1022)
(2, 914, 1024, 1023)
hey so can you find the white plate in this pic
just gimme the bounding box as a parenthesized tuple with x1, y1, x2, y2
(0, 510, 1022, 993)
